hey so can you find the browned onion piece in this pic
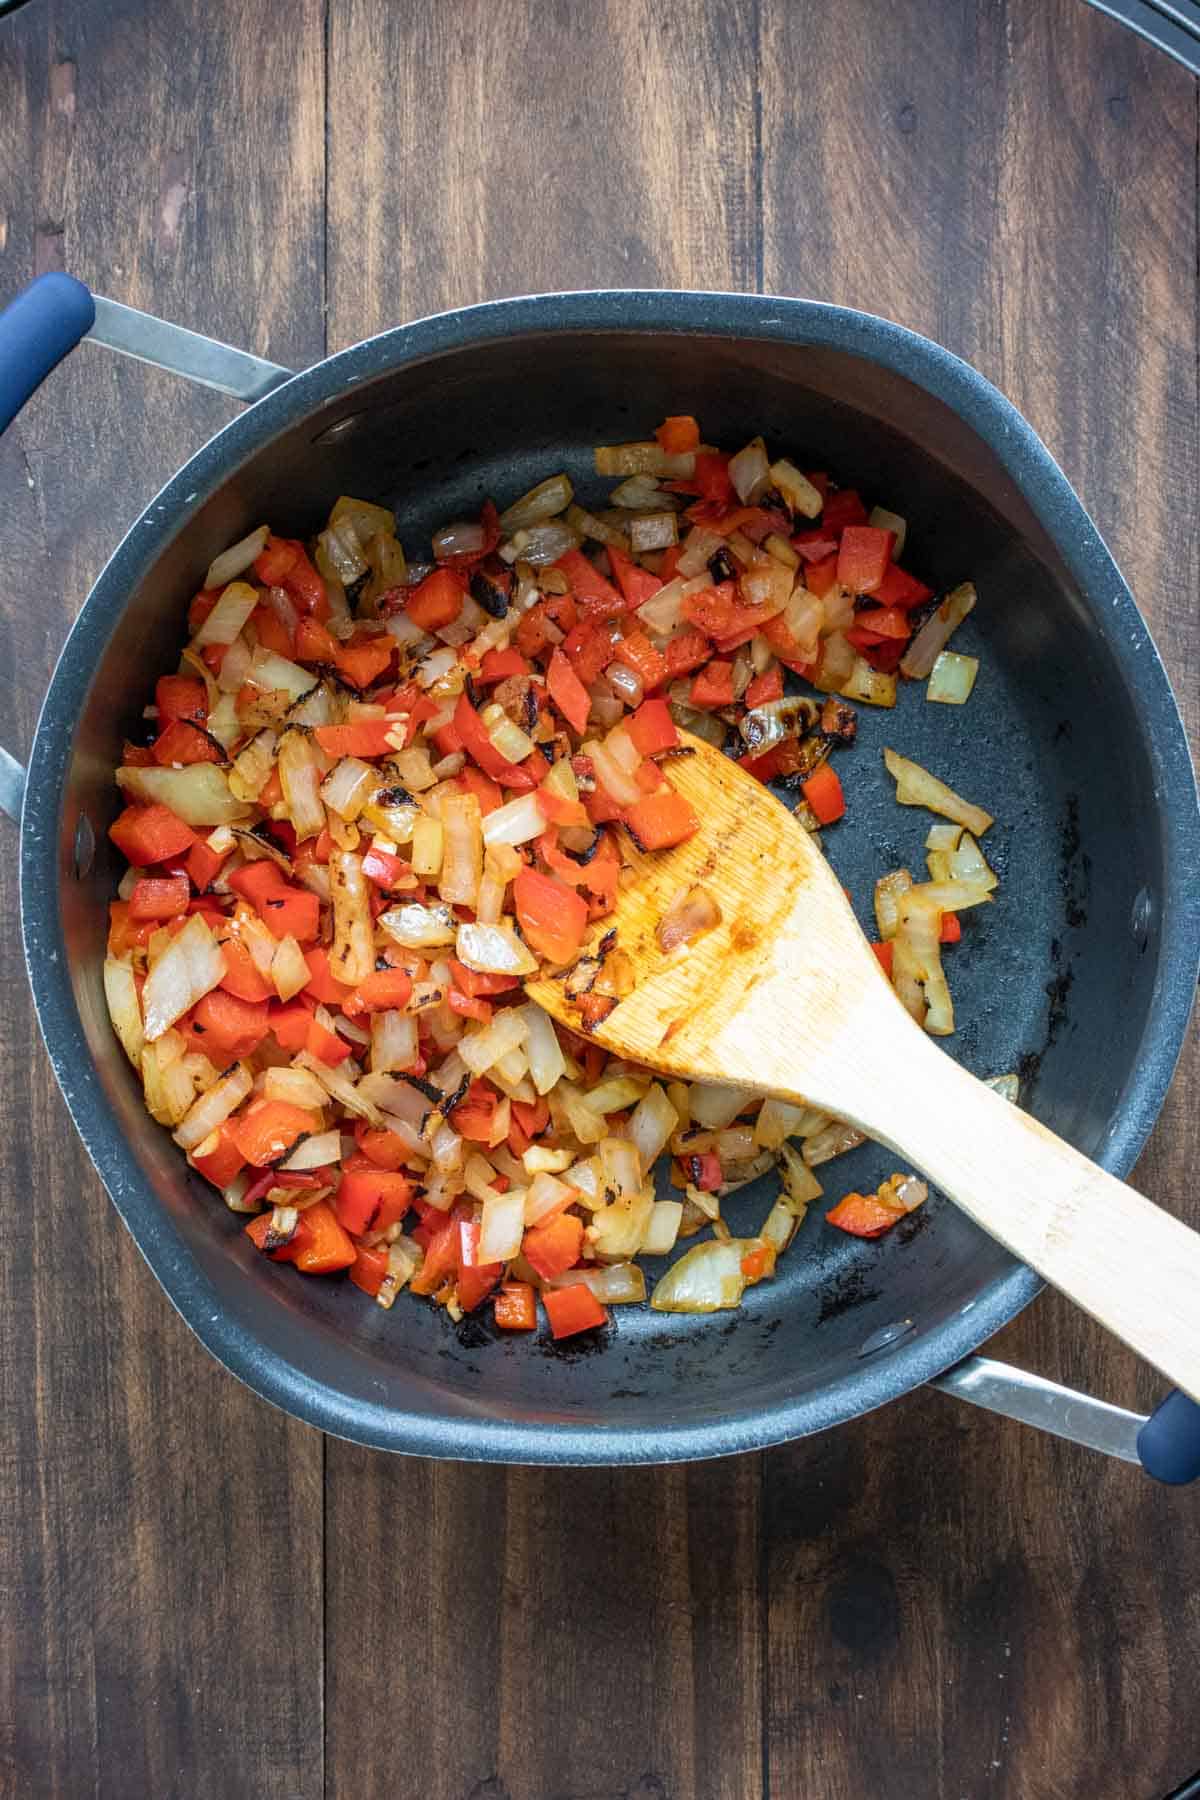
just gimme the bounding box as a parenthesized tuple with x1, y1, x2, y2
(657, 884, 722, 953)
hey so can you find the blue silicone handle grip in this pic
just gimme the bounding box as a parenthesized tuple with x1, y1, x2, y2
(0, 272, 95, 435)
(1137, 1388, 1200, 1485)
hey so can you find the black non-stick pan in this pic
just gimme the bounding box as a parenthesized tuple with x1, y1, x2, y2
(1, 276, 1198, 1476)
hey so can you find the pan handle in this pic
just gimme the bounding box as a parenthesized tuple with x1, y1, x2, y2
(931, 1357, 1200, 1482)
(0, 272, 296, 819)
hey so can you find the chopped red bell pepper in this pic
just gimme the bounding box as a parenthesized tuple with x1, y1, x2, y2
(872, 563, 934, 610)
(820, 490, 869, 534)
(563, 619, 617, 686)
(513, 865, 589, 964)
(493, 1281, 537, 1330)
(253, 536, 328, 619)
(542, 1284, 608, 1340)
(825, 1192, 903, 1238)
(546, 648, 592, 734)
(621, 787, 700, 851)
(185, 838, 230, 891)
(190, 1119, 247, 1188)
(940, 912, 962, 945)
(361, 845, 409, 889)
(109, 803, 198, 867)
(477, 646, 531, 685)
(871, 941, 895, 976)
(663, 630, 713, 678)
(689, 660, 735, 708)
(268, 997, 316, 1050)
(156, 675, 207, 726)
(625, 697, 679, 757)
(800, 762, 845, 825)
(836, 525, 893, 596)
(191, 988, 271, 1059)
(850, 604, 910, 642)
(523, 1211, 584, 1280)
(128, 874, 190, 920)
(691, 1151, 722, 1192)
(554, 548, 624, 615)
(151, 718, 223, 766)
(453, 694, 537, 790)
(314, 718, 395, 759)
(341, 967, 414, 1016)
(349, 1244, 390, 1297)
(228, 864, 321, 943)
(743, 666, 784, 708)
(334, 636, 394, 691)
(295, 616, 340, 663)
(614, 630, 668, 692)
(655, 415, 700, 453)
(232, 1100, 322, 1168)
(607, 544, 665, 609)
(805, 551, 840, 598)
(335, 1167, 414, 1237)
(305, 1015, 353, 1066)
(405, 567, 466, 632)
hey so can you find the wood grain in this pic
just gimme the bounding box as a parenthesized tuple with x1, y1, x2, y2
(324, 7, 765, 1798)
(761, 1, 1200, 1795)
(0, 0, 1196, 1797)
(0, 3, 327, 1795)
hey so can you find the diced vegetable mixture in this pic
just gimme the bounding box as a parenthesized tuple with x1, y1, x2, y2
(105, 419, 1000, 1337)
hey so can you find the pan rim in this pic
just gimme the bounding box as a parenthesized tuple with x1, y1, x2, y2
(20, 289, 1200, 1463)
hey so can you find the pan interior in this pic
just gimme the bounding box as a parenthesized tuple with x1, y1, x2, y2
(49, 324, 1174, 1445)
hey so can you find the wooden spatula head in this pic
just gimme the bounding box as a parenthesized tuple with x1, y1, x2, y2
(525, 732, 888, 1107)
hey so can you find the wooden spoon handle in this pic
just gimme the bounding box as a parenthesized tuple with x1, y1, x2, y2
(860, 1037, 1200, 1402)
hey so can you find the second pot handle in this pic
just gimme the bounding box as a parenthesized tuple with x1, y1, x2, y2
(931, 1355, 1200, 1482)
(0, 271, 297, 820)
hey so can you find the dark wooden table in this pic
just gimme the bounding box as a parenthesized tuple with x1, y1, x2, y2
(1, 2, 1197, 1795)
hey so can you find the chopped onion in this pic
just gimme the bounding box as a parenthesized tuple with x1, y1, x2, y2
(802, 1120, 865, 1166)
(192, 578, 259, 648)
(689, 1083, 756, 1130)
(628, 511, 679, 554)
(437, 792, 483, 907)
(500, 473, 574, 533)
(737, 695, 818, 755)
(172, 1062, 254, 1151)
(229, 730, 278, 804)
(610, 475, 668, 510)
(760, 1196, 801, 1255)
(868, 505, 907, 557)
(764, 533, 800, 570)
(987, 1072, 1020, 1104)
(416, 646, 460, 690)
(883, 747, 993, 836)
(649, 1238, 763, 1313)
(873, 869, 914, 941)
(499, 519, 582, 567)
(593, 442, 695, 479)
(520, 1002, 567, 1095)
(738, 556, 792, 611)
(926, 650, 979, 705)
(387, 746, 437, 793)
(606, 662, 644, 709)
(381, 902, 458, 948)
(142, 914, 226, 1042)
(900, 582, 976, 680)
(583, 1074, 648, 1114)
(320, 756, 376, 822)
(329, 849, 375, 986)
(925, 822, 964, 852)
(455, 921, 538, 977)
(270, 933, 310, 1002)
(481, 702, 535, 765)
(116, 763, 249, 827)
(523, 1172, 575, 1226)
(548, 1262, 647, 1303)
(584, 738, 641, 808)
(369, 1009, 419, 1075)
(458, 1008, 529, 1075)
(478, 1187, 526, 1262)
(565, 503, 630, 550)
(103, 955, 144, 1066)
(948, 831, 998, 892)
(264, 1065, 329, 1110)
(628, 1083, 678, 1169)
(481, 790, 544, 849)
(729, 437, 771, 503)
(641, 1201, 683, 1257)
(842, 658, 896, 708)
(216, 633, 253, 694)
(433, 519, 487, 561)
(296, 1051, 384, 1124)
(753, 1096, 808, 1150)
(277, 730, 327, 842)
(636, 576, 687, 634)
(769, 459, 823, 519)
(811, 630, 856, 694)
(280, 1128, 342, 1170)
(410, 816, 445, 877)
(778, 1142, 823, 1205)
(247, 645, 318, 702)
(591, 1187, 654, 1259)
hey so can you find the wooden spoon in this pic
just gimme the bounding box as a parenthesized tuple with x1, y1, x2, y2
(526, 732, 1200, 1402)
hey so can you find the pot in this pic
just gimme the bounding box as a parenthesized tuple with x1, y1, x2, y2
(2, 273, 1199, 1477)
